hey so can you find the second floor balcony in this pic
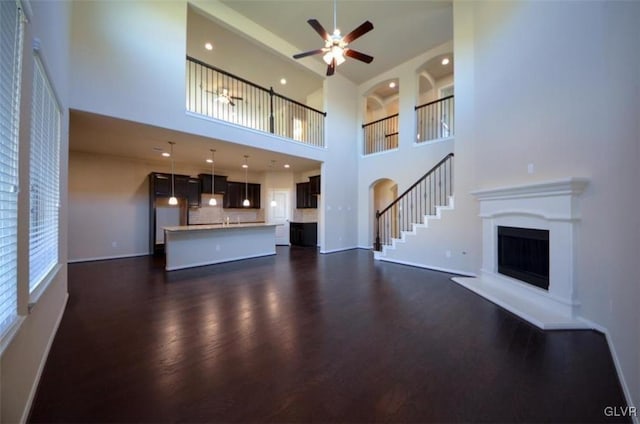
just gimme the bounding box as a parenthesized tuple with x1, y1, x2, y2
(362, 95, 455, 156)
(186, 56, 326, 148)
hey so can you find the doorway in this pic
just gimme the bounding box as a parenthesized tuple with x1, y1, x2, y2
(270, 190, 290, 245)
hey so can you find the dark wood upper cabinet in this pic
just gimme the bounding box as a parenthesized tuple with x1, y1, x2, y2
(198, 173, 228, 194)
(223, 181, 260, 209)
(296, 182, 317, 209)
(151, 173, 172, 197)
(150, 173, 201, 207)
(309, 175, 321, 196)
(185, 177, 201, 207)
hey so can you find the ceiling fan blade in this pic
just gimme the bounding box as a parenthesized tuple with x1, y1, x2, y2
(343, 20, 374, 44)
(307, 19, 330, 40)
(293, 48, 324, 59)
(345, 49, 374, 64)
(326, 58, 336, 76)
(230, 96, 243, 100)
(229, 100, 236, 107)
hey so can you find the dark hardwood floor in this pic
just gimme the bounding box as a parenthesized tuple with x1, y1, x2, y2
(29, 247, 628, 423)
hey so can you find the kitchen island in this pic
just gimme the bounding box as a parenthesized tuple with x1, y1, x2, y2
(163, 223, 279, 271)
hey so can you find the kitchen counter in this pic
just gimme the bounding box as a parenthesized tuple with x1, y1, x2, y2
(164, 223, 279, 271)
(164, 222, 272, 232)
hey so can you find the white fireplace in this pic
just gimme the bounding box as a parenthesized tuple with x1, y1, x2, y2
(452, 178, 591, 329)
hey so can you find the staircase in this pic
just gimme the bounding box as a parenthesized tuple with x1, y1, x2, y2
(374, 153, 455, 262)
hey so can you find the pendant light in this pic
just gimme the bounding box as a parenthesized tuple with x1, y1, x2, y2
(269, 160, 277, 207)
(168, 141, 178, 206)
(242, 155, 250, 207)
(208, 149, 217, 206)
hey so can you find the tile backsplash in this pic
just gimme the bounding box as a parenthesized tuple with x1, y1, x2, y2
(293, 208, 318, 223)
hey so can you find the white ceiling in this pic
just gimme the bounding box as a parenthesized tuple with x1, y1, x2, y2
(69, 110, 322, 174)
(218, 0, 453, 84)
(187, 7, 323, 103)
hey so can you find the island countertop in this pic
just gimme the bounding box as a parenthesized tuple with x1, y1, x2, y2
(163, 223, 279, 271)
(164, 223, 278, 232)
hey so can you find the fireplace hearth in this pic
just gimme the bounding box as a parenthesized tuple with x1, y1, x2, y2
(452, 178, 589, 329)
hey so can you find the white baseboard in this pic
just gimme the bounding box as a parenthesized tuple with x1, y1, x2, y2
(356, 245, 373, 250)
(319, 246, 359, 254)
(20, 292, 69, 424)
(578, 317, 638, 423)
(377, 256, 476, 277)
(67, 252, 150, 263)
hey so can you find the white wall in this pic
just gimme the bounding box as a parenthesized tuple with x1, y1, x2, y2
(355, 41, 471, 266)
(69, 151, 279, 261)
(321, 74, 359, 252)
(456, 0, 640, 409)
(1, 1, 71, 422)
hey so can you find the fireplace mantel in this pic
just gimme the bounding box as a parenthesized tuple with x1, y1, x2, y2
(453, 177, 591, 330)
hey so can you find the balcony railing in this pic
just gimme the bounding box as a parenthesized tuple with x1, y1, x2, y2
(415, 95, 454, 143)
(186, 56, 326, 147)
(362, 113, 399, 155)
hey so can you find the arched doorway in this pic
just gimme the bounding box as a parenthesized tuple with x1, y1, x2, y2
(370, 178, 398, 250)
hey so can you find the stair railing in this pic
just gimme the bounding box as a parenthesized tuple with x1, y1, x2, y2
(374, 153, 454, 251)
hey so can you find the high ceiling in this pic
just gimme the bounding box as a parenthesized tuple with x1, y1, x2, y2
(218, 0, 453, 84)
(70, 1, 453, 174)
(187, 7, 323, 103)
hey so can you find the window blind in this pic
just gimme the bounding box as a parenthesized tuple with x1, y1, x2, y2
(29, 56, 60, 293)
(0, 0, 23, 336)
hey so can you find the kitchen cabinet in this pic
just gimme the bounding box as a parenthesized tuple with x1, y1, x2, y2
(174, 176, 201, 208)
(224, 181, 261, 208)
(248, 183, 261, 208)
(309, 175, 321, 195)
(296, 182, 317, 209)
(290, 222, 317, 247)
(150, 173, 172, 197)
(223, 182, 242, 208)
(186, 177, 201, 207)
(150, 173, 200, 207)
(199, 173, 228, 194)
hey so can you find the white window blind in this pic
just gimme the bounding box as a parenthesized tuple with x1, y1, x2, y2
(29, 56, 60, 293)
(0, 0, 23, 336)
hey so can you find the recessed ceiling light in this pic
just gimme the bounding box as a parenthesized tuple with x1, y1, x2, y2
(284, 164, 290, 168)
(389, 81, 396, 89)
(206, 158, 213, 163)
(441, 57, 450, 65)
(204, 42, 213, 51)
(162, 152, 170, 157)
(280, 78, 287, 85)
(242, 163, 248, 169)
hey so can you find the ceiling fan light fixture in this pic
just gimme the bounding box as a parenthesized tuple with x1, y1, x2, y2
(323, 46, 345, 66)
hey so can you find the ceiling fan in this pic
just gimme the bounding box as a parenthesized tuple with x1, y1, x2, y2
(292, 0, 374, 76)
(203, 86, 244, 106)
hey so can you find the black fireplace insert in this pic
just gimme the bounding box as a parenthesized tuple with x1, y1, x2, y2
(497, 226, 549, 290)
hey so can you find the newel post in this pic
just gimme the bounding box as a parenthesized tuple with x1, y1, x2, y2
(374, 210, 381, 251)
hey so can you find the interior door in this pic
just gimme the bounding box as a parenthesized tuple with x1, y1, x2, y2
(271, 190, 290, 245)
